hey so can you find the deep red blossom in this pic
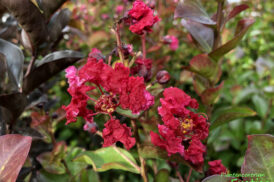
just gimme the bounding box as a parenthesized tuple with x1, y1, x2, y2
(120, 76, 154, 114)
(150, 87, 209, 166)
(208, 160, 228, 175)
(63, 50, 154, 150)
(102, 119, 136, 150)
(184, 138, 206, 166)
(62, 66, 94, 125)
(150, 125, 184, 156)
(128, 0, 160, 34)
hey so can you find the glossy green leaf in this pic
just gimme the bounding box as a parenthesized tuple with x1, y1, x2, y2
(139, 144, 203, 172)
(241, 135, 274, 182)
(37, 170, 70, 182)
(252, 95, 268, 118)
(209, 18, 254, 61)
(79, 169, 100, 182)
(74, 147, 140, 173)
(174, 0, 216, 25)
(210, 106, 256, 130)
(116, 107, 141, 119)
(0, 134, 32, 182)
(155, 169, 169, 182)
(36, 152, 66, 174)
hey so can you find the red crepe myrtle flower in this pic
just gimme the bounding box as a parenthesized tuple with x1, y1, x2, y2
(208, 160, 228, 175)
(184, 138, 206, 166)
(150, 87, 209, 166)
(63, 50, 154, 150)
(128, 0, 160, 34)
(150, 125, 184, 156)
(163, 35, 179, 51)
(102, 119, 136, 150)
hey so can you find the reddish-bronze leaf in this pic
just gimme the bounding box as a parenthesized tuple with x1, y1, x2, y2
(0, 134, 32, 182)
(201, 81, 224, 105)
(189, 54, 217, 79)
(241, 135, 274, 182)
(227, 4, 249, 21)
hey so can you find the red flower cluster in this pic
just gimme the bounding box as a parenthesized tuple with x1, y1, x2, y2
(150, 87, 209, 166)
(128, 0, 160, 35)
(208, 160, 228, 175)
(63, 50, 154, 150)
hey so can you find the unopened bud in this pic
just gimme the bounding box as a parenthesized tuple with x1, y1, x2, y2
(156, 70, 170, 84)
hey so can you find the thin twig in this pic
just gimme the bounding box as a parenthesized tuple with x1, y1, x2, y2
(25, 53, 37, 77)
(131, 120, 148, 182)
(113, 146, 141, 172)
(113, 24, 124, 63)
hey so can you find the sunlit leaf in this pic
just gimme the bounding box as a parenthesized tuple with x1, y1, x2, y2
(155, 169, 170, 182)
(241, 135, 274, 182)
(0, 134, 32, 182)
(210, 106, 256, 130)
(74, 146, 140, 173)
(252, 95, 268, 118)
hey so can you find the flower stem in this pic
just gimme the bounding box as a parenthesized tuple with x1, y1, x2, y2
(186, 168, 192, 182)
(213, 0, 224, 50)
(114, 24, 125, 63)
(141, 33, 146, 59)
(176, 169, 185, 182)
(131, 120, 148, 182)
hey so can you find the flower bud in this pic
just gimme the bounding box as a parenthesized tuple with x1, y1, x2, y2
(156, 70, 170, 84)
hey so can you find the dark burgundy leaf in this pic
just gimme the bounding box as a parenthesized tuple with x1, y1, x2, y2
(201, 81, 224, 105)
(0, 134, 32, 182)
(209, 18, 254, 61)
(23, 50, 84, 94)
(0, 93, 27, 120)
(48, 8, 71, 42)
(0, 0, 49, 52)
(181, 19, 214, 52)
(227, 4, 249, 21)
(174, 0, 216, 25)
(39, 0, 68, 20)
(0, 39, 24, 92)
